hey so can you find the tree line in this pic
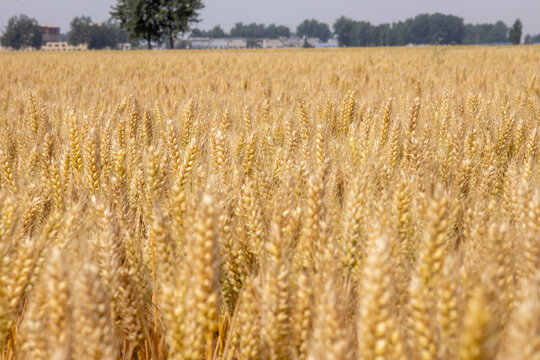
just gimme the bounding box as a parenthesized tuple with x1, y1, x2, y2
(333, 14, 524, 46)
(190, 20, 332, 42)
(188, 15, 525, 46)
(0, 4, 534, 50)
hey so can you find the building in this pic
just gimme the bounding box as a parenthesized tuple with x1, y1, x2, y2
(189, 37, 247, 49)
(40, 25, 60, 44)
(227, 38, 247, 49)
(281, 36, 325, 48)
(189, 37, 211, 49)
(209, 38, 228, 49)
(262, 38, 284, 49)
(282, 37, 303, 48)
(184, 35, 331, 50)
(306, 37, 320, 47)
(118, 42, 132, 50)
(42, 42, 88, 51)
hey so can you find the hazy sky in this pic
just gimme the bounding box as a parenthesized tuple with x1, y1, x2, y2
(2, 0, 540, 36)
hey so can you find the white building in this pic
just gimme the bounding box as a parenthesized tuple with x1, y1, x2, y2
(262, 38, 284, 48)
(185, 35, 333, 50)
(189, 37, 211, 49)
(281, 36, 323, 48)
(282, 37, 303, 48)
(209, 38, 229, 49)
(42, 42, 88, 51)
(228, 38, 247, 49)
(189, 37, 247, 49)
(306, 37, 320, 47)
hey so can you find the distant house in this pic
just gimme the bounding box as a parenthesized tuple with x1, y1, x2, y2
(227, 38, 247, 49)
(306, 37, 320, 47)
(40, 25, 60, 45)
(184, 35, 334, 50)
(42, 42, 88, 51)
(189, 37, 211, 49)
(118, 42, 132, 50)
(262, 38, 283, 49)
(281, 36, 322, 48)
(282, 37, 303, 48)
(189, 37, 247, 49)
(209, 38, 228, 49)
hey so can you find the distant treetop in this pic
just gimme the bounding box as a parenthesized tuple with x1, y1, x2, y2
(296, 19, 331, 42)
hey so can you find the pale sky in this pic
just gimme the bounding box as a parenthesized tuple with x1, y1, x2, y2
(1, 0, 540, 35)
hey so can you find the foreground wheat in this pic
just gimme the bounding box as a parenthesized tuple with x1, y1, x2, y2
(0, 46, 539, 359)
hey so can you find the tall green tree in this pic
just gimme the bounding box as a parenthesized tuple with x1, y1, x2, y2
(297, 19, 331, 42)
(159, 0, 204, 49)
(1, 15, 42, 50)
(333, 16, 356, 46)
(68, 16, 93, 45)
(111, 0, 204, 49)
(509, 19, 522, 45)
(111, 0, 163, 49)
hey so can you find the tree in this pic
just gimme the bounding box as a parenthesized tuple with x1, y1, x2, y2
(158, 0, 204, 49)
(230, 22, 264, 38)
(207, 25, 226, 38)
(424, 13, 464, 44)
(529, 33, 540, 43)
(333, 17, 356, 46)
(333, 13, 468, 47)
(111, 0, 163, 49)
(190, 25, 227, 38)
(102, 19, 131, 47)
(355, 21, 376, 46)
(509, 19, 522, 45)
(68, 16, 93, 45)
(229, 22, 289, 39)
(189, 28, 205, 37)
(489, 21, 509, 43)
(464, 22, 509, 44)
(68, 16, 129, 49)
(1, 15, 42, 50)
(111, 0, 203, 49)
(88, 21, 130, 49)
(266, 24, 290, 38)
(297, 19, 331, 42)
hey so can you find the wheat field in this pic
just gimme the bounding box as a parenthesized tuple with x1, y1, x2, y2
(0, 46, 539, 359)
